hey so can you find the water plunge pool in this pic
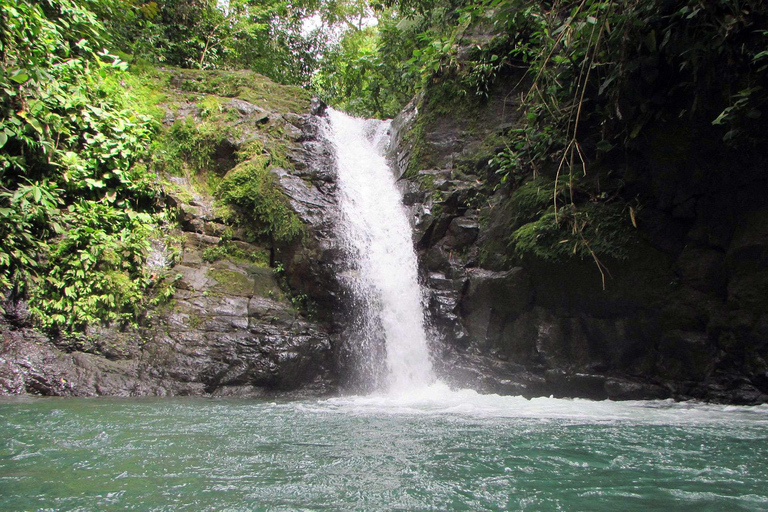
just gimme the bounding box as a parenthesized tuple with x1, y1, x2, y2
(2, 389, 767, 511)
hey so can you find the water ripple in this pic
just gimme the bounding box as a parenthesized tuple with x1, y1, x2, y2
(1, 395, 767, 511)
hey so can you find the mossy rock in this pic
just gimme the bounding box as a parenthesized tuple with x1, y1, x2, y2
(248, 267, 285, 300)
(216, 159, 304, 243)
(167, 68, 311, 114)
(206, 268, 283, 299)
(207, 269, 255, 297)
(201, 241, 270, 267)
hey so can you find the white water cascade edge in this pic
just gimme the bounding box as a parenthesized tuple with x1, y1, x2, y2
(324, 108, 436, 394)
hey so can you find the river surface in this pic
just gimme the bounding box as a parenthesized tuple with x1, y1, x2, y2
(2, 386, 768, 512)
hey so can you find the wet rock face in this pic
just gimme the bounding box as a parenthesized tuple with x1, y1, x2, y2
(139, 227, 336, 397)
(1, 100, 342, 398)
(389, 81, 768, 404)
(149, 105, 342, 398)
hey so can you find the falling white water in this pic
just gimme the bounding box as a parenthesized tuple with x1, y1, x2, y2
(324, 108, 434, 393)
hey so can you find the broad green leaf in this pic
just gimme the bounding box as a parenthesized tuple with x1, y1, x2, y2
(85, 178, 105, 188)
(28, 118, 43, 134)
(10, 72, 29, 84)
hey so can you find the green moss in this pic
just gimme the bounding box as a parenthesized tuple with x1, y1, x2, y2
(510, 202, 636, 262)
(216, 159, 303, 243)
(197, 95, 225, 118)
(404, 78, 490, 178)
(202, 242, 270, 266)
(236, 139, 266, 163)
(120, 66, 312, 122)
(207, 267, 283, 299)
(188, 312, 204, 329)
(417, 172, 437, 190)
(152, 118, 235, 178)
(167, 68, 312, 114)
(207, 269, 255, 296)
(508, 177, 559, 225)
(161, 179, 195, 204)
(403, 116, 429, 178)
(426, 75, 482, 115)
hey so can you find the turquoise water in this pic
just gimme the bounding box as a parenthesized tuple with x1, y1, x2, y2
(2, 387, 768, 512)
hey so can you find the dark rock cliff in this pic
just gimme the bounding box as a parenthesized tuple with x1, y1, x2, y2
(390, 81, 768, 405)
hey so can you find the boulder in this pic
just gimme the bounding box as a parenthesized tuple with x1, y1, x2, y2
(445, 216, 479, 248)
(0, 90, 340, 399)
(676, 246, 726, 295)
(462, 267, 532, 317)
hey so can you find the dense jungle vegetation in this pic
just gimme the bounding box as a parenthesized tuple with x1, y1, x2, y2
(2, 0, 767, 332)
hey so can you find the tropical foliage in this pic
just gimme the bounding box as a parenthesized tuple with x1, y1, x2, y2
(0, 0, 164, 330)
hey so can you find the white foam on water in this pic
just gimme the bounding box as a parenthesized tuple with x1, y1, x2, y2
(298, 383, 768, 425)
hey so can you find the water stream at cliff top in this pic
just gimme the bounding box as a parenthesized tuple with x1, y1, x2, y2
(324, 109, 434, 392)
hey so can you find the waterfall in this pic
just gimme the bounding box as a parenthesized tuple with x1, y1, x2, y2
(324, 108, 435, 393)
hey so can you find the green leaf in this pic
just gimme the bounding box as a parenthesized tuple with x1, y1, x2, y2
(712, 108, 731, 125)
(598, 75, 616, 96)
(0, 133, 6, 148)
(10, 72, 29, 84)
(28, 118, 43, 134)
(85, 178, 105, 188)
(596, 140, 614, 152)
